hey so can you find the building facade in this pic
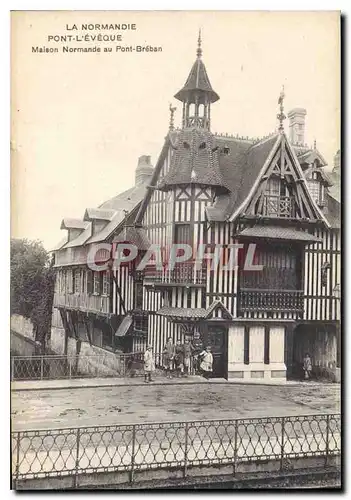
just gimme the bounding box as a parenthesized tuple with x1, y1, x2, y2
(51, 36, 340, 381)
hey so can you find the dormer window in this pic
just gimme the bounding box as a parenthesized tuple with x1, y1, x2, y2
(222, 146, 230, 155)
(199, 142, 206, 150)
(183, 141, 190, 149)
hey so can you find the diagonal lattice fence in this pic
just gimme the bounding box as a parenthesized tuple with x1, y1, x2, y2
(12, 413, 341, 483)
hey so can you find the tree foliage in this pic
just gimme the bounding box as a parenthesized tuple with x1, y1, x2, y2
(11, 238, 55, 347)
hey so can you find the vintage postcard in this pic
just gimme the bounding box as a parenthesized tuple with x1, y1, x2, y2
(10, 10, 341, 490)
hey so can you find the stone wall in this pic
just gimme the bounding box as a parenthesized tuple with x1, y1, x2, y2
(11, 314, 35, 341)
(50, 322, 124, 377)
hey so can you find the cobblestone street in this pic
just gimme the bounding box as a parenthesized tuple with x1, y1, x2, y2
(11, 382, 340, 431)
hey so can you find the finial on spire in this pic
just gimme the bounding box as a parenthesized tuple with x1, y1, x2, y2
(169, 103, 176, 131)
(313, 139, 317, 150)
(197, 29, 202, 58)
(277, 85, 286, 133)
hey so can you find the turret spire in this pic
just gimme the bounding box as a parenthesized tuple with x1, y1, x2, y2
(277, 85, 286, 133)
(174, 32, 219, 130)
(197, 29, 202, 58)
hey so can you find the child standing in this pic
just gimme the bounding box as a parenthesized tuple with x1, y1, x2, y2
(199, 346, 213, 380)
(303, 353, 312, 380)
(144, 345, 155, 383)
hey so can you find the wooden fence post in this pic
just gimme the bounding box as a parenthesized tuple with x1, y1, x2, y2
(11, 357, 15, 381)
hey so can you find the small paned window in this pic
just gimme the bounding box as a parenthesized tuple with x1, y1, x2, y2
(74, 269, 81, 294)
(93, 271, 101, 295)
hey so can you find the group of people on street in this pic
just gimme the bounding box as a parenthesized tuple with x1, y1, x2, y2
(143, 333, 214, 382)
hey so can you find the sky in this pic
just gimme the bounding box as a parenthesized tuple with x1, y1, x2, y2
(11, 10, 340, 250)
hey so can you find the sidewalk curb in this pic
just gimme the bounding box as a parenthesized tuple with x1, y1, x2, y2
(11, 378, 336, 392)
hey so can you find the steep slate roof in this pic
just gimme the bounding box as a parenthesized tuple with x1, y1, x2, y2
(60, 183, 150, 249)
(159, 128, 227, 190)
(297, 148, 327, 167)
(113, 225, 151, 250)
(324, 192, 341, 228)
(174, 58, 219, 103)
(206, 134, 278, 221)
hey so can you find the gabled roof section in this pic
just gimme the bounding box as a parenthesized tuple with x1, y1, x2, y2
(206, 134, 278, 222)
(297, 148, 327, 167)
(303, 165, 333, 187)
(63, 224, 92, 248)
(226, 133, 331, 227)
(83, 208, 115, 222)
(158, 128, 227, 190)
(205, 300, 233, 320)
(60, 218, 89, 231)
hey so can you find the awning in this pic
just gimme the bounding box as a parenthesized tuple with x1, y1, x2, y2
(115, 314, 133, 337)
(236, 225, 322, 243)
(157, 307, 207, 319)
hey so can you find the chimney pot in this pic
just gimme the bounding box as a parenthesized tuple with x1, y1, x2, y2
(287, 108, 307, 146)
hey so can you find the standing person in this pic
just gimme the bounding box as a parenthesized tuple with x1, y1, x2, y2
(144, 345, 155, 383)
(199, 346, 213, 380)
(192, 332, 204, 374)
(303, 353, 312, 380)
(163, 337, 175, 379)
(174, 339, 185, 377)
(183, 338, 194, 376)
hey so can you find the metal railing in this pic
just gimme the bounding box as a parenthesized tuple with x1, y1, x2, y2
(143, 262, 207, 286)
(10, 353, 196, 381)
(11, 413, 340, 482)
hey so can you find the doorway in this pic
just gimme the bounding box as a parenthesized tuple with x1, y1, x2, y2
(201, 324, 228, 379)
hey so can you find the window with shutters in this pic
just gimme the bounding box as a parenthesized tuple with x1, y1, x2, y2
(87, 270, 93, 295)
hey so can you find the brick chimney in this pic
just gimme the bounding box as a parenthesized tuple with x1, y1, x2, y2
(287, 108, 307, 146)
(135, 155, 153, 186)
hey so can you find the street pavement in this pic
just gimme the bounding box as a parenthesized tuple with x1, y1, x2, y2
(11, 382, 340, 431)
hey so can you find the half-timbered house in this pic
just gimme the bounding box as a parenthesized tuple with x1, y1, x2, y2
(51, 34, 340, 381)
